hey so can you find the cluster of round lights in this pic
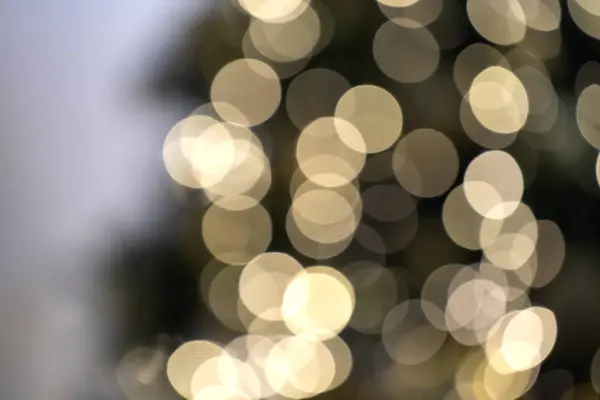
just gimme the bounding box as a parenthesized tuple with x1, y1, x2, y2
(164, 253, 356, 399)
(121, 0, 600, 398)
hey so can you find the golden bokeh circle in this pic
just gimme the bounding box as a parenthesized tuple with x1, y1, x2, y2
(335, 85, 404, 154)
(202, 202, 273, 265)
(282, 266, 355, 341)
(211, 58, 281, 127)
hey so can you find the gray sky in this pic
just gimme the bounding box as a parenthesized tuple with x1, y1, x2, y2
(0, 1, 208, 398)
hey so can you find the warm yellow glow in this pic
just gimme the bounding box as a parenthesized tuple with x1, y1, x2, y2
(519, 0, 562, 31)
(296, 117, 366, 185)
(454, 43, 511, 96)
(463, 150, 524, 219)
(485, 307, 557, 373)
(241, 27, 310, 79)
(467, 0, 527, 45)
(190, 353, 260, 399)
(468, 66, 530, 134)
(445, 278, 508, 345)
(193, 386, 251, 400)
(163, 115, 224, 189)
(460, 97, 519, 149)
(282, 266, 355, 341)
(265, 335, 336, 397)
(322, 336, 353, 390)
(239, 252, 304, 321)
(377, 0, 421, 7)
(285, 208, 354, 260)
(479, 202, 538, 271)
(291, 187, 360, 244)
(239, 0, 310, 23)
(211, 58, 281, 127)
(166, 341, 225, 400)
(202, 202, 272, 265)
(335, 85, 404, 154)
(248, 5, 321, 63)
(481, 351, 539, 399)
(576, 0, 600, 16)
(442, 184, 488, 250)
(198, 124, 271, 204)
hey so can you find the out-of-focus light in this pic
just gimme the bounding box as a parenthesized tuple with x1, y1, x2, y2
(335, 85, 404, 154)
(373, 20, 440, 83)
(282, 266, 355, 341)
(382, 299, 447, 365)
(530, 220, 565, 288)
(248, 5, 321, 63)
(291, 187, 360, 244)
(485, 307, 557, 373)
(377, 0, 421, 8)
(193, 386, 251, 400)
(202, 202, 272, 265)
(239, 252, 304, 322)
(467, 0, 527, 45)
(166, 340, 224, 400)
(421, 263, 470, 331)
(442, 184, 489, 250)
(286, 68, 350, 130)
(463, 150, 524, 219)
(241, 28, 309, 79)
(392, 128, 459, 198)
(445, 277, 508, 345)
(590, 348, 600, 393)
(455, 348, 538, 400)
(342, 261, 400, 334)
(378, 0, 443, 28)
(162, 115, 222, 189)
(211, 58, 281, 127)
(517, 66, 559, 134)
(569, 0, 600, 41)
(479, 202, 538, 271)
(207, 265, 252, 332)
(238, 0, 310, 23)
(264, 335, 336, 397)
(468, 66, 530, 135)
(454, 43, 511, 96)
(322, 336, 353, 390)
(190, 353, 261, 399)
(296, 117, 366, 186)
(576, 84, 600, 150)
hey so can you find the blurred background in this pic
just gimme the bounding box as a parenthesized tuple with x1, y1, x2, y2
(4, 0, 600, 399)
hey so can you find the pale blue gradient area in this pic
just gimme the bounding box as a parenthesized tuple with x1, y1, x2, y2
(0, 1, 209, 398)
